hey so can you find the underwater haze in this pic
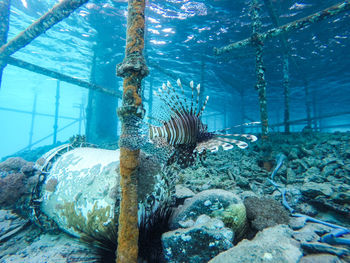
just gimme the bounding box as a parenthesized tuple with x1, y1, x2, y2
(0, 1, 350, 263)
(0, 0, 349, 159)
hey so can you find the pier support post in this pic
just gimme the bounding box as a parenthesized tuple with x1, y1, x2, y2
(251, 0, 269, 141)
(0, 0, 88, 68)
(116, 0, 148, 262)
(53, 81, 60, 144)
(283, 53, 290, 133)
(214, 1, 350, 55)
(0, 0, 10, 88)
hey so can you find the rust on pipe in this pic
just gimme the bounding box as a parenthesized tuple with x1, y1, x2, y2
(115, 0, 148, 262)
(251, 0, 269, 141)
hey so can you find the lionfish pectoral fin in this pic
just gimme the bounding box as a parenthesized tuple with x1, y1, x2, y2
(142, 139, 175, 164)
(196, 139, 237, 153)
(215, 133, 258, 142)
(119, 115, 150, 150)
(215, 137, 249, 149)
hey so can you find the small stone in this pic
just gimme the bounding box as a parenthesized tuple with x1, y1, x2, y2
(179, 219, 195, 228)
(195, 215, 211, 226)
(299, 254, 342, 263)
(301, 242, 349, 257)
(289, 217, 307, 230)
(204, 200, 212, 206)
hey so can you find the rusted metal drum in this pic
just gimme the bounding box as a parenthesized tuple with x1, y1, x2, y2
(35, 146, 171, 238)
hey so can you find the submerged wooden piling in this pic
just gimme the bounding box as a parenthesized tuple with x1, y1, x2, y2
(116, 0, 148, 262)
(251, 0, 269, 140)
(0, 0, 10, 88)
(0, 0, 88, 68)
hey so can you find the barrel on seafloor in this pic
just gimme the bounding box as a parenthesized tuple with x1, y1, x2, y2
(35, 146, 172, 239)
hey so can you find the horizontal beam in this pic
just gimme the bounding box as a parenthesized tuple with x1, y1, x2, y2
(6, 57, 122, 97)
(214, 1, 350, 55)
(0, 0, 88, 67)
(0, 106, 78, 120)
(270, 110, 350, 127)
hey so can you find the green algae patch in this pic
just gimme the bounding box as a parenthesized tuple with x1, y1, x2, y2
(211, 203, 247, 240)
(59, 201, 114, 236)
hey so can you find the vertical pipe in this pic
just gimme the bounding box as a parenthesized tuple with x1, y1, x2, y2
(0, 0, 10, 89)
(28, 93, 37, 148)
(312, 89, 318, 131)
(149, 76, 153, 119)
(224, 103, 227, 133)
(240, 88, 245, 133)
(305, 84, 312, 128)
(283, 53, 290, 133)
(200, 55, 205, 107)
(116, 0, 148, 262)
(251, 0, 269, 140)
(53, 80, 60, 144)
(78, 103, 83, 135)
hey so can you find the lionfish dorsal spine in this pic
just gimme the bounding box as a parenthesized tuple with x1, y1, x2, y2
(166, 80, 188, 114)
(197, 95, 209, 117)
(177, 79, 190, 112)
(194, 83, 201, 115)
(157, 84, 182, 116)
(190, 80, 194, 115)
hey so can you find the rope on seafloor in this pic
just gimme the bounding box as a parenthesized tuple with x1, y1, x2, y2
(267, 153, 350, 246)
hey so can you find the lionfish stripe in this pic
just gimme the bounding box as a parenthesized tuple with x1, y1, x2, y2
(169, 118, 177, 145)
(178, 113, 189, 144)
(174, 116, 184, 144)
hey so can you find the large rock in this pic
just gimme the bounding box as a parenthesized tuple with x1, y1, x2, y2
(162, 215, 233, 263)
(244, 196, 290, 231)
(170, 189, 246, 235)
(301, 182, 333, 198)
(0, 158, 38, 215)
(209, 225, 302, 263)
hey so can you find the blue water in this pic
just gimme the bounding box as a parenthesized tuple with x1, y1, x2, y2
(0, 0, 349, 159)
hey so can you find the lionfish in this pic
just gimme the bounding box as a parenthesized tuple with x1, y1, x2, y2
(122, 79, 258, 168)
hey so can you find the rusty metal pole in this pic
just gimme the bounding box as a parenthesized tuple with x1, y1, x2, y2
(251, 0, 269, 141)
(0, 0, 10, 88)
(115, 0, 148, 262)
(0, 0, 89, 68)
(283, 53, 290, 133)
(215, 1, 350, 55)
